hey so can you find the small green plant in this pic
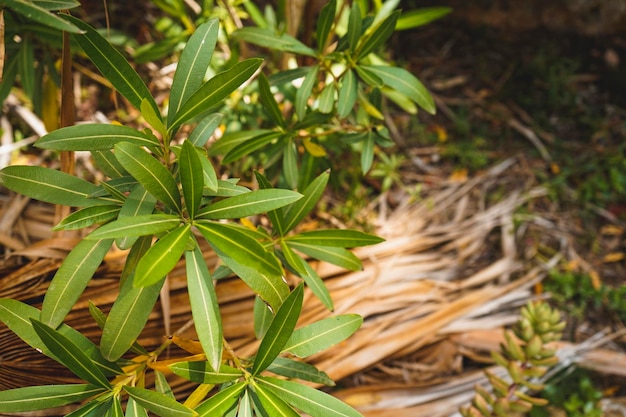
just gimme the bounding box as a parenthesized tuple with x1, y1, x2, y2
(460, 301, 566, 417)
(530, 369, 603, 417)
(0, 14, 384, 416)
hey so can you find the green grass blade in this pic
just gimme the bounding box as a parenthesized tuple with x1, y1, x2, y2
(169, 58, 263, 131)
(252, 284, 304, 375)
(41, 239, 113, 327)
(134, 224, 191, 287)
(0, 385, 105, 413)
(124, 386, 195, 417)
(186, 246, 222, 370)
(31, 320, 111, 389)
(65, 15, 159, 114)
(36, 124, 159, 151)
(283, 314, 362, 358)
(168, 19, 219, 126)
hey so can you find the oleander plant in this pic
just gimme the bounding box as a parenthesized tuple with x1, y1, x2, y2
(0, 0, 445, 415)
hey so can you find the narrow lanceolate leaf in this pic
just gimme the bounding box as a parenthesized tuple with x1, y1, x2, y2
(317, 83, 335, 114)
(295, 65, 319, 121)
(140, 98, 166, 137)
(0, 385, 105, 413)
(355, 65, 383, 88)
(283, 314, 362, 358)
(252, 284, 304, 375)
(92, 149, 128, 178)
(254, 295, 274, 339)
(126, 397, 149, 417)
(283, 170, 329, 234)
(101, 278, 164, 361)
(134, 224, 191, 287)
(168, 19, 219, 126)
(361, 65, 435, 114)
(0, 166, 103, 207)
(337, 69, 357, 119)
(115, 185, 157, 249)
(257, 377, 364, 417)
(286, 229, 384, 248)
(356, 11, 400, 60)
(232, 27, 316, 57)
(347, 2, 363, 52)
(87, 214, 181, 240)
(286, 242, 362, 271)
(208, 129, 272, 157)
(252, 382, 300, 417)
(179, 140, 203, 219)
(186, 246, 222, 370)
(195, 382, 246, 416)
(283, 139, 299, 189)
(42, 239, 113, 327)
(124, 386, 195, 417)
(154, 371, 175, 399)
(197, 189, 302, 220)
(258, 73, 285, 128)
(361, 130, 375, 173)
(88, 302, 147, 356)
(267, 357, 334, 386)
(36, 124, 158, 151)
(222, 131, 282, 165)
(109, 396, 125, 417)
(237, 390, 254, 417)
(316, 0, 336, 53)
(3, 0, 83, 33)
(64, 399, 108, 417)
(254, 171, 285, 236)
(396, 7, 452, 30)
(31, 320, 111, 388)
(114, 142, 182, 213)
(170, 58, 263, 131)
(189, 113, 222, 147)
(280, 241, 332, 310)
(65, 15, 159, 115)
(169, 362, 242, 384)
(53, 205, 120, 231)
(195, 221, 282, 277)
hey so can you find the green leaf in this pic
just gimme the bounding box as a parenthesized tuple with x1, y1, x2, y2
(170, 58, 263, 131)
(124, 386, 195, 417)
(189, 113, 223, 147)
(31, 320, 111, 388)
(257, 377, 364, 417)
(197, 149, 218, 193)
(355, 65, 383, 88)
(197, 189, 302, 220)
(140, 98, 167, 137)
(206, 180, 251, 197)
(280, 241, 332, 310)
(361, 65, 435, 114)
(0, 384, 105, 413)
(168, 19, 219, 126)
(361, 130, 375, 173)
(252, 382, 300, 417)
(65, 15, 159, 114)
(0, 166, 103, 207)
(254, 171, 286, 236)
(283, 170, 329, 233)
(64, 398, 108, 417)
(285, 242, 362, 271)
(396, 7, 452, 31)
(252, 284, 304, 375)
(195, 220, 282, 278)
(222, 131, 282, 164)
(317, 83, 335, 114)
(356, 11, 400, 60)
(295, 66, 318, 120)
(115, 185, 157, 249)
(258, 73, 286, 128)
(337, 69, 357, 119)
(316, 0, 336, 53)
(268, 67, 311, 86)
(186, 246, 222, 370)
(237, 389, 254, 417)
(254, 295, 273, 339)
(179, 140, 203, 219)
(87, 214, 181, 240)
(88, 302, 148, 356)
(31, 0, 81, 10)
(286, 229, 384, 248)
(126, 397, 149, 417)
(114, 142, 182, 213)
(266, 357, 334, 386)
(208, 129, 272, 157)
(41, 239, 113, 327)
(108, 396, 125, 417)
(53, 205, 120, 231)
(19, 36, 35, 98)
(134, 224, 191, 287)
(195, 382, 246, 416)
(232, 27, 316, 57)
(170, 361, 242, 384)
(283, 314, 362, 358)
(36, 123, 159, 151)
(101, 278, 164, 361)
(283, 139, 298, 189)
(347, 2, 363, 52)
(92, 149, 128, 178)
(3, 0, 83, 33)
